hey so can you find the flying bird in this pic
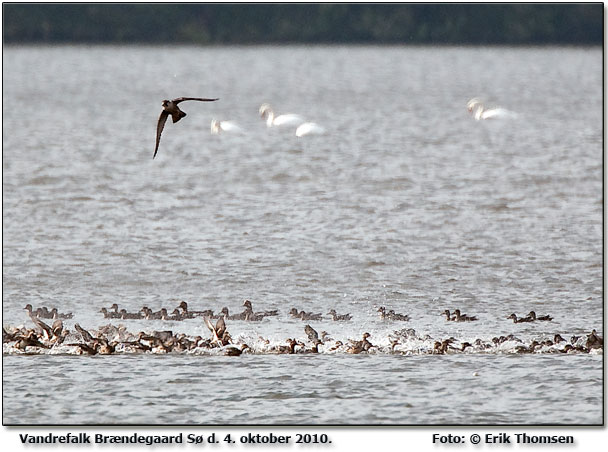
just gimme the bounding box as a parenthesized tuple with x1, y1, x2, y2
(154, 97, 219, 159)
(304, 324, 320, 343)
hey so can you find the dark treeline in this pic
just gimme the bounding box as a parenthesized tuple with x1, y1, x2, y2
(2, 3, 603, 45)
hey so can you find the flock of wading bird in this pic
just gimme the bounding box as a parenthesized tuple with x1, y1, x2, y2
(3, 300, 603, 357)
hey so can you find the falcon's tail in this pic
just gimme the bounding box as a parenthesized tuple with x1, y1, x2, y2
(171, 110, 186, 123)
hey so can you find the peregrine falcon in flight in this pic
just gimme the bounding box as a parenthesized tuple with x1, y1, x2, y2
(154, 97, 219, 159)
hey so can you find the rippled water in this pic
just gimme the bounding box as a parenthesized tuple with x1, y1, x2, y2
(2, 354, 603, 425)
(2, 45, 603, 425)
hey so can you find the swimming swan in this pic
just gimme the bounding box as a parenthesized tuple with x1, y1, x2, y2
(295, 122, 325, 137)
(467, 98, 516, 120)
(259, 103, 304, 127)
(210, 119, 244, 134)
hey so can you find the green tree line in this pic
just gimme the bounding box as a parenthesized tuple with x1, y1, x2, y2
(2, 3, 603, 44)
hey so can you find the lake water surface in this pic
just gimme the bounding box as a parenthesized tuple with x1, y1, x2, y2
(2, 45, 603, 425)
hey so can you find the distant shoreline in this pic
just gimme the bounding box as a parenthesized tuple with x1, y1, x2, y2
(3, 4, 602, 45)
(2, 43, 603, 49)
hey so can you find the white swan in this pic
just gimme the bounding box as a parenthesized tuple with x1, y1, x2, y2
(466, 98, 484, 113)
(467, 98, 516, 120)
(295, 122, 325, 137)
(259, 103, 304, 128)
(210, 119, 243, 134)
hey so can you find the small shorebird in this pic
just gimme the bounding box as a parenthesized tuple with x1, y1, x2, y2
(304, 324, 320, 344)
(242, 299, 278, 320)
(378, 306, 410, 321)
(74, 323, 94, 343)
(526, 311, 553, 321)
(442, 309, 456, 321)
(327, 309, 352, 321)
(204, 313, 230, 346)
(453, 309, 478, 322)
(154, 96, 219, 159)
(223, 343, 250, 356)
(347, 332, 373, 354)
(507, 313, 534, 323)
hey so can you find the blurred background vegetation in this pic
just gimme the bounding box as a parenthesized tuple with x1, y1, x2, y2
(2, 3, 602, 45)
